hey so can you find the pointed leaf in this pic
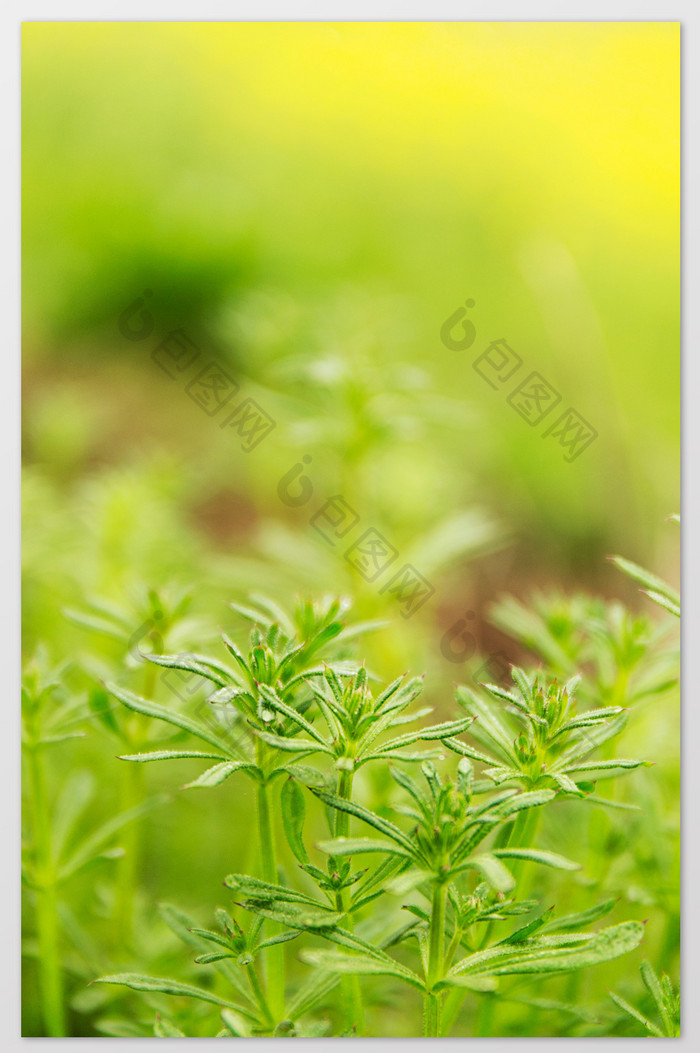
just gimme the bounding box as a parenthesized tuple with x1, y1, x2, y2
(93, 974, 256, 1018)
(281, 777, 309, 864)
(183, 761, 258, 789)
(106, 682, 234, 755)
(310, 789, 415, 854)
(300, 950, 424, 991)
(120, 750, 229, 763)
(493, 848, 580, 871)
(316, 837, 409, 858)
(468, 854, 516, 892)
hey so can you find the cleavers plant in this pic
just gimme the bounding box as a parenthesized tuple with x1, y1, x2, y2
(91, 591, 658, 1036)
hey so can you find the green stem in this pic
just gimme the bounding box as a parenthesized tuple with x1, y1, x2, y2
(246, 961, 273, 1030)
(114, 725, 144, 940)
(335, 768, 365, 1035)
(255, 743, 285, 1021)
(477, 806, 537, 953)
(27, 743, 66, 1037)
(508, 804, 541, 892)
(114, 645, 162, 941)
(423, 881, 446, 1037)
(443, 804, 543, 1036)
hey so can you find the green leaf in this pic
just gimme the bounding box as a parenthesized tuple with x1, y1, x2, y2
(384, 869, 432, 895)
(194, 951, 235, 965)
(487, 789, 557, 819)
(432, 975, 499, 993)
(640, 960, 673, 1036)
(310, 789, 416, 855)
(183, 761, 259, 789)
(256, 929, 302, 951)
(92, 974, 257, 1018)
(553, 708, 624, 735)
(88, 686, 122, 737)
(455, 687, 516, 762)
(545, 898, 617, 932)
(95, 1017, 150, 1038)
(493, 848, 580, 871)
(219, 1008, 252, 1037)
(644, 591, 680, 617)
(300, 950, 425, 991)
(468, 854, 516, 892)
(509, 666, 533, 700)
(316, 837, 410, 858)
(63, 608, 126, 641)
(119, 750, 229, 763)
(257, 684, 329, 746)
(609, 556, 679, 606)
(563, 759, 648, 775)
(144, 652, 230, 687)
(550, 772, 587, 796)
(498, 910, 553, 944)
(609, 992, 663, 1036)
(189, 927, 232, 951)
(286, 971, 339, 1021)
(377, 716, 473, 754)
(156, 904, 249, 1000)
(154, 1013, 186, 1037)
(255, 730, 324, 754)
(52, 770, 94, 862)
(556, 713, 628, 766)
(442, 737, 500, 766)
(361, 747, 444, 765)
(480, 683, 529, 714)
(277, 763, 326, 788)
(240, 903, 344, 929)
(223, 873, 328, 909)
(336, 618, 390, 643)
(281, 777, 309, 864)
(105, 682, 234, 756)
(449, 921, 644, 980)
(57, 794, 166, 882)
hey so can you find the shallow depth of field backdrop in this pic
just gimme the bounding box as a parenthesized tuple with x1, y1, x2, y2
(21, 22, 680, 1037)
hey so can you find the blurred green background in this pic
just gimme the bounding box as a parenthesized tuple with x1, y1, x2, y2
(21, 22, 680, 1036)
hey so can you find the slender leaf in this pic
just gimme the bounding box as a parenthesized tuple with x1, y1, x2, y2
(93, 974, 257, 1018)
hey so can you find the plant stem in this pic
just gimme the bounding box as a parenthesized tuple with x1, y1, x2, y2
(442, 805, 543, 1036)
(27, 743, 66, 1037)
(114, 646, 162, 942)
(255, 741, 285, 1021)
(508, 804, 541, 892)
(334, 768, 365, 1035)
(246, 961, 273, 1030)
(423, 881, 446, 1037)
(476, 806, 538, 953)
(114, 719, 144, 941)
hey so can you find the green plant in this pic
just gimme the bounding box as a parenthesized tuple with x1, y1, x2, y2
(297, 761, 644, 1037)
(450, 669, 648, 802)
(91, 600, 657, 1037)
(610, 960, 680, 1037)
(21, 650, 157, 1036)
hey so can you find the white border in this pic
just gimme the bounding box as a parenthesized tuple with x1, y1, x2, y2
(4, 5, 693, 1049)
